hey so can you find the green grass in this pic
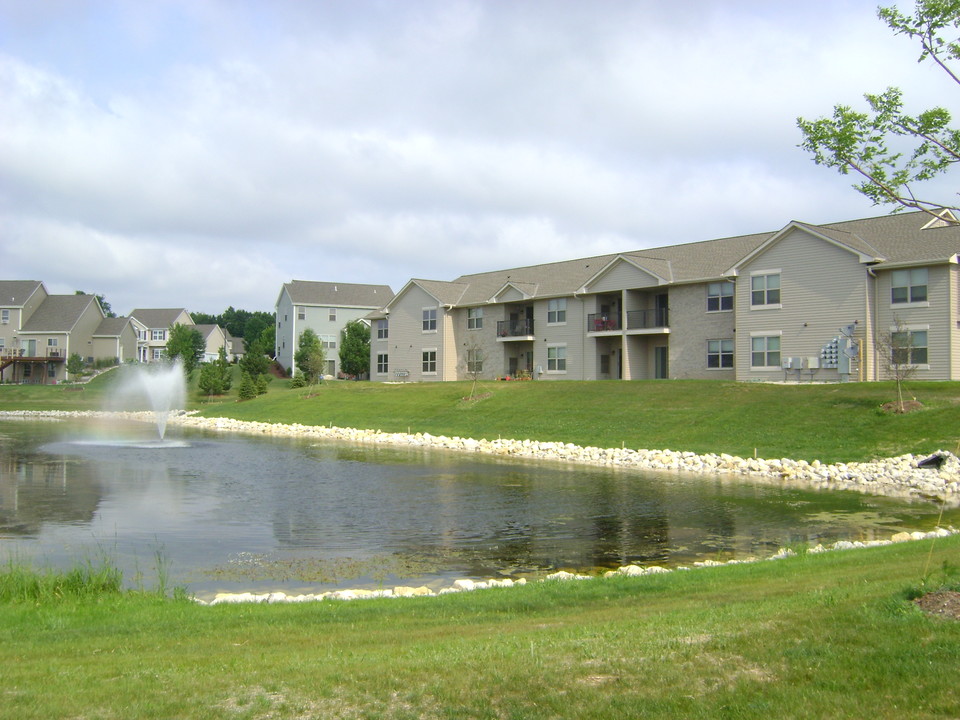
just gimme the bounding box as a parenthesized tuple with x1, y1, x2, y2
(4, 374, 960, 462)
(1, 536, 959, 719)
(193, 378, 960, 464)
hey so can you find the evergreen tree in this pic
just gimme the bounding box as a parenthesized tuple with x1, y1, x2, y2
(339, 320, 371, 378)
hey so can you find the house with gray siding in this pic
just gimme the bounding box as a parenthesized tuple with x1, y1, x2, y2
(129, 308, 195, 362)
(371, 210, 960, 383)
(275, 280, 394, 378)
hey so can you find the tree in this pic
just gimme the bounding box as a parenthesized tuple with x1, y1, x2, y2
(237, 372, 257, 401)
(459, 337, 488, 400)
(66, 352, 85, 380)
(797, 1, 960, 216)
(875, 315, 922, 412)
(295, 328, 326, 384)
(239, 337, 271, 378)
(339, 320, 371, 378)
(198, 346, 232, 396)
(164, 323, 205, 376)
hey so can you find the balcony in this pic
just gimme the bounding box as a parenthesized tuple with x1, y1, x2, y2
(496, 319, 535, 340)
(626, 308, 669, 330)
(587, 313, 621, 333)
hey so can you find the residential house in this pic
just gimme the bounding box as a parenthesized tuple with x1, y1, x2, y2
(371, 210, 960, 383)
(0, 286, 106, 384)
(225, 332, 245, 362)
(92, 316, 146, 364)
(195, 324, 228, 362)
(275, 280, 394, 377)
(129, 308, 194, 362)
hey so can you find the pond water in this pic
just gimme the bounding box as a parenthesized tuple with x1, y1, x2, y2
(1, 417, 957, 601)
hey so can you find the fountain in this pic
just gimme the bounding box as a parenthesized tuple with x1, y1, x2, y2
(104, 360, 188, 444)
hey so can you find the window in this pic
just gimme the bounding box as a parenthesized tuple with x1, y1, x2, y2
(422, 349, 437, 373)
(751, 336, 781, 367)
(297, 306, 305, 320)
(47, 338, 58, 347)
(377, 353, 389, 374)
(422, 308, 437, 332)
(0, 338, 5, 349)
(892, 329, 928, 365)
(707, 282, 733, 312)
(547, 299, 567, 324)
(707, 339, 734, 368)
(600, 354, 610, 374)
(329, 308, 337, 321)
(377, 319, 388, 339)
(151, 329, 166, 341)
(467, 307, 483, 330)
(320, 334, 337, 350)
(891, 268, 928, 304)
(547, 345, 567, 371)
(751, 273, 780, 307)
(467, 349, 483, 373)
(152, 348, 163, 360)
(1, 309, 8, 324)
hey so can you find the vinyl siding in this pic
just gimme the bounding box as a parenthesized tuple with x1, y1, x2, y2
(735, 228, 869, 382)
(874, 264, 953, 380)
(589, 260, 660, 293)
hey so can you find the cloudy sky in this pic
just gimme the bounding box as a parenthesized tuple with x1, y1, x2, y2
(2, 0, 956, 316)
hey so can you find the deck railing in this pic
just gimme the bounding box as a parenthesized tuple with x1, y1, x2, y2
(626, 308, 669, 330)
(496, 319, 535, 338)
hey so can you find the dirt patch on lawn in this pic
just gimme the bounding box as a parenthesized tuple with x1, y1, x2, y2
(914, 590, 960, 620)
(880, 399, 924, 414)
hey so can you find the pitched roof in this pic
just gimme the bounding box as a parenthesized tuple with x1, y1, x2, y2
(93, 316, 135, 336)
(0, 280, 44, 307)
(194, 324, 224, 341)
(20, 295, 100, 333)
(130, 308, 192, 329)
(281, 280, 394, 307)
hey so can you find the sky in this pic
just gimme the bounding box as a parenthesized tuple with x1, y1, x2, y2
(2, 0, 958, 316)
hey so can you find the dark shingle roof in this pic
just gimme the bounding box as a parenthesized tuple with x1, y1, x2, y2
(282, 281, 394, 307)
(20, 295, 99, 332)
(130, 308, 192, 329)
(94, 317, 134, 336)
(0, 281, 44, 307)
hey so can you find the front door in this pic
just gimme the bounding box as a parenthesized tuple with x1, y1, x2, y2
(654, 346, 668, 379)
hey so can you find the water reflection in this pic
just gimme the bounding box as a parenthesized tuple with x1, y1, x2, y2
(1, 418, 957, 600)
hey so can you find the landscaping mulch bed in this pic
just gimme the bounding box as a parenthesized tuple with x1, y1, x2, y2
(914, 591, 960, 620)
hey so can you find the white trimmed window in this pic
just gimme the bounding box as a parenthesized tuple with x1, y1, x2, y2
(0, 338, 5, 349)
(707, 339, 734, 368)
(707, 282, 733, 312)
(320, 334, 337, 350)
(422, 349, 437, 374)
(751, 335, 781, 368)
(152, 348, 163, 360)
(1, 309, 8, 324)
(377, 319, 388, 339)
(891, 268, 928, 304)
(547, 345, 567, 372)
(47, 338, 58, 347)
(891, 329, 928, 366)
(328, 308, 337, 321)
(377, 353, 389, 374)
(547, 298, 567, 324)
(751, 272, 781, 307)
(297, 306, 305, 320)
(151, 329, 166, 341)
(467, 307, 483, 330)
(422, 308, 437, 332)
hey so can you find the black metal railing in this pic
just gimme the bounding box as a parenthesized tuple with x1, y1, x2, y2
(496, 319, 535, 338)
(586, 313, 621, 332)
(626, 308, 669, 330)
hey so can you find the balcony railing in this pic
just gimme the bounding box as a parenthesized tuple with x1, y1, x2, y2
(626, 308, 669, 330)
(496, 319, 535, 338)
(587, 313, 621, 332)
(1, 347, 64, 359)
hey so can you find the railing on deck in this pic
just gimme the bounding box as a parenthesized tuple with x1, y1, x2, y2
(626, 308, 669, 330)
(496, 319, 535, 338)
(587, 314, 621, 332)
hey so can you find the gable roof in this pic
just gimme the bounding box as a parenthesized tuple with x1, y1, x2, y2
(93, 316, 137, 337)
(280, 280, 394, 308)
(194, 324, 225, 341)
(20, 295, 101, 333)
(130, 308, 193, 329)
(0, 280, 45, 307)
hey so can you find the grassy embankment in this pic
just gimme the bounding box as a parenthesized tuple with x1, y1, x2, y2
(5, 368, 960, 463)
(1, 538, 959, 719)
(3, 373, 960, 718)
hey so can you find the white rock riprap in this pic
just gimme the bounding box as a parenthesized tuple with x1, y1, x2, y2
(196, 527, 957, 605)
(3, 409, 959, 505)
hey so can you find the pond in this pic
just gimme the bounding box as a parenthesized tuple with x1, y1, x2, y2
(1, 417, 957, 601)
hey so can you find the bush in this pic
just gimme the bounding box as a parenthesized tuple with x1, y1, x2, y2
(238, 372, 257, 401)
(290, 371, 308, 388)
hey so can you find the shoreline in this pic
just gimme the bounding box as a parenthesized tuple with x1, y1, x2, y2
(3, 408, 959, 505)
(3, 409, 958, 604)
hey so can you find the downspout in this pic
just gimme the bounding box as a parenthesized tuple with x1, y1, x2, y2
(867, 266, 878, 381)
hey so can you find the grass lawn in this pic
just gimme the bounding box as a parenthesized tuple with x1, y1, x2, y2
(1, 536, 959, 719)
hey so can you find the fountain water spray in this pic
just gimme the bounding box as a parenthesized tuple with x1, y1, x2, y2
(109, 360, 187, 440)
